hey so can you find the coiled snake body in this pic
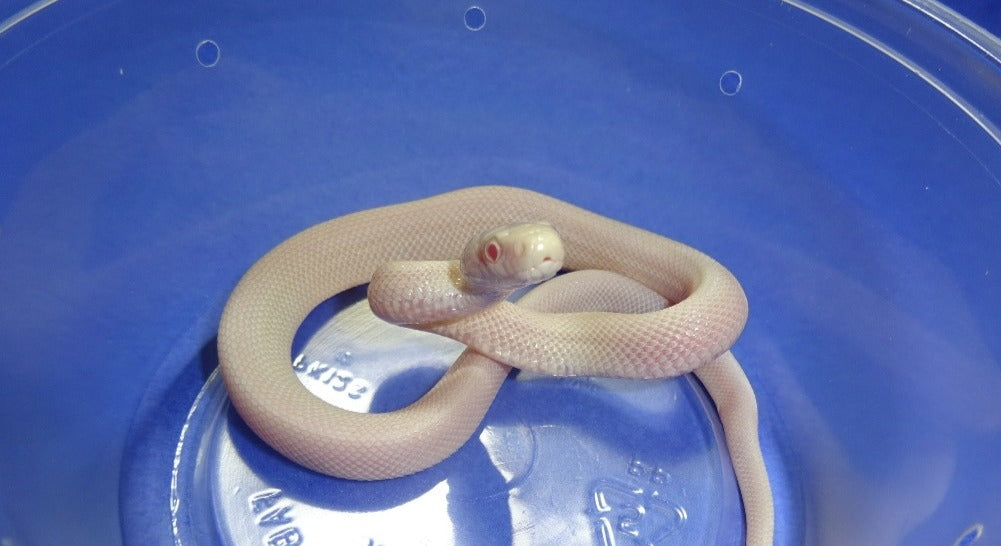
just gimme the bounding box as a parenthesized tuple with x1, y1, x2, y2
(218, 185, 773, 545)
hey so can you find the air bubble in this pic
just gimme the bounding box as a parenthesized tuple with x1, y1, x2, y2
(195, 39, 220, 68)
(335, 350, 354, 366)
(464, 6, 486, 31)
(719, 70, 742, 96)
(953, 524, 984, 546)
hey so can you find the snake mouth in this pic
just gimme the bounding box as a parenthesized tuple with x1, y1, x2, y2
(528, 257, 562, 283)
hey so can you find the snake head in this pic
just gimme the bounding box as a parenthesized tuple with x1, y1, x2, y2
(459, 222, 565, 292)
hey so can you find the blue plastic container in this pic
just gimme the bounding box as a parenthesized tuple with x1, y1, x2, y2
(2, 1, 999, 545)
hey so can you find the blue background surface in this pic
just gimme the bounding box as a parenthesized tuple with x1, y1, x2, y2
(2, 1, 1000, 545)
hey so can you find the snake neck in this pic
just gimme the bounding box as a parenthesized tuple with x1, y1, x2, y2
(368, 260, 510, 326)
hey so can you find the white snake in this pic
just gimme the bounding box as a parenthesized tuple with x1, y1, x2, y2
(218, 185, 774, 545)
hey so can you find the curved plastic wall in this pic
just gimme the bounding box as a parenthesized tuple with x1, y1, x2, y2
(2, 1, 999, 545)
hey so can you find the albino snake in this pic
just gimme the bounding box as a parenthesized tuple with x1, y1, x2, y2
(218, 185, 774, 545)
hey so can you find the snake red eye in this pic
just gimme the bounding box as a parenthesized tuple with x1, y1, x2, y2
(484, 241, 501, 263)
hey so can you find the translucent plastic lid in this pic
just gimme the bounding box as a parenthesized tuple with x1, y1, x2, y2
(168, 293, 745, 545)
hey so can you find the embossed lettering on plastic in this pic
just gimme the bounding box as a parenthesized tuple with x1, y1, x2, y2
(591, 456, 687, 545)
(248, 488, 303, 546)
(293, 354, 370, 400)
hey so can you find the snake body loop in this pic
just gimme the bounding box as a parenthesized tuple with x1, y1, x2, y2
(218, 186, 772, 545)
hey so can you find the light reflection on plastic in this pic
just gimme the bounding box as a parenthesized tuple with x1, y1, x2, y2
(215, 421, 456, 544)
